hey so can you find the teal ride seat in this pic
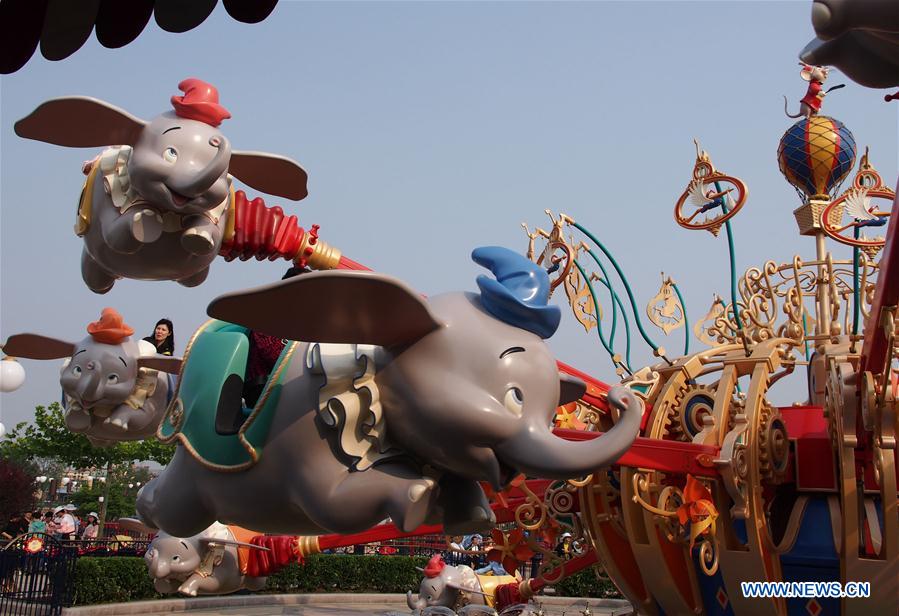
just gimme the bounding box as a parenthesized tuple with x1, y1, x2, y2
(158, 320, 297, 470)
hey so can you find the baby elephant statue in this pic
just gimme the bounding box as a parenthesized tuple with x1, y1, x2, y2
(1, 308, 181, 445)
(142, 521, 268, 597)
(136, 246, 643, 539)
(14, 78, 308, 293)
(408, 554, 516, 613)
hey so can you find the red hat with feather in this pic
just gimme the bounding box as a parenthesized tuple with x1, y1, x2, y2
(170, 78, 231, 127)
(423, 554, 446, 578)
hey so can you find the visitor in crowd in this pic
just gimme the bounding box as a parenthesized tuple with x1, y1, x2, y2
(446, 535, 464, 566)
(65, 504, 80, 535)
(475, 537, 509, 576)
(27, 511, 46, 534)
(463, 534, 485, 569)
(53, 506, 76, 540)
(43, 511, 56, 535)
(81, 512, 99, 541)
(51, 508, 63, 537)
(555, 532, 574, 560)
(143, 318, 175, 355)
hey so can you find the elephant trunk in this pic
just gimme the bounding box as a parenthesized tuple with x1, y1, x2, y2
(169, 136, 231, 198)
(811, 0, 899, 40)
(151, 560, 170, 579)
(76, 372, 103, 404)
(407, 590, 426, 611)
(497, 386, 642, 478)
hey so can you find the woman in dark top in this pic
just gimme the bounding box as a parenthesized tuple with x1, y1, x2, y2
(143, 318, 175, 355)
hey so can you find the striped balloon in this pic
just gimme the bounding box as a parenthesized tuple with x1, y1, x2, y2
(777, 116, 856, 200)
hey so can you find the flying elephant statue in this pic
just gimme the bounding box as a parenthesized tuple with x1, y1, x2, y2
(799, 0, 899, 89)
(136, 246, 643, 538)
(407, 554, 517, 613)
(1, 308, 181, 445)
(142, 522, 268, 597)
(14, 78, 312, 293)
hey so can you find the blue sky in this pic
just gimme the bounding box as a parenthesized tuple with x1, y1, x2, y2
(1, 1, 897, 429)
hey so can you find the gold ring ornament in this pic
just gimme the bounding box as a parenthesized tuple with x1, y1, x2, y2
(675, 141, 748, 236)
(821, 150, 895, 259)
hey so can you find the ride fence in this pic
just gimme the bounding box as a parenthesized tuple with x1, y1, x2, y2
(57, 538, 151, 557)
(0, 534, 77, 616)
(99, 522, 153, 541)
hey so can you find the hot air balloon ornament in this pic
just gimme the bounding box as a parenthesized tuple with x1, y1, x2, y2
(778, 114, 856, 205)
(674, 140, 748, 237)
(821, 148, 896, 260)
(778, 75, 857, 237)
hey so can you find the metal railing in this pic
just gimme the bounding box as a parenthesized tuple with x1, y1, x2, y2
(0, 534, 77, 616)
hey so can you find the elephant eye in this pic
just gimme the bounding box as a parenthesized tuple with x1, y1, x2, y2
(163, 147, 178, 163)
(504, 387, 524, 415)
(72, 365, 82, 376)
(107, 374, 119, 384)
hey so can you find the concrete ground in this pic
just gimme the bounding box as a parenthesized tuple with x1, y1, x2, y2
(61, 594, 635, 616)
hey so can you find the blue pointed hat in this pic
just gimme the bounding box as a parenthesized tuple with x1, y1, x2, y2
(472, 246, 561, 339)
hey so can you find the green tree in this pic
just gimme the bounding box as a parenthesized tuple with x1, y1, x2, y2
(69, 465, 153, 521)
(0, 402, 174, 531)
(0, 403, 173, 468)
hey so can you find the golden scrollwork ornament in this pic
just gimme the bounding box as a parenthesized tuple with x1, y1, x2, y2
(647, 273, 684, 335)
(521, 210, 574, 295)
(563, 246, 602, 333)
(694, 294, 726, 346)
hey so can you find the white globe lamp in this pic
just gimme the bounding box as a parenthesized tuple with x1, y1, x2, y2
(0, 357, 26, 393)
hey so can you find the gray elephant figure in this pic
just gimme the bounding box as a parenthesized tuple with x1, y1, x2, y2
(799, 0, 899, 89)
(1, 308, 181, 446)
(14, 78, 308, 293)
(136, 246, 642, 540)
(142, 522, 267, 597)
(407, 554, 516, 613)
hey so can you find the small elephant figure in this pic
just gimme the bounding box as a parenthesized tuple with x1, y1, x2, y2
(2, 308, 181, 445)
(142, 522, 267, 597)
(407, 554, 517, 613)
(136, 246, 642, 540)
(14, 78, 308, 293)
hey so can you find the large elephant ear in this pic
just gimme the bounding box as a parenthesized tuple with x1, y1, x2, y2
(15, 96, 146, 147)
(229, 151, 309, 201)
(117, 517, 158, 535)
(208, 270, 444, 349)
(2, 334, 76, 359)
(137, 355, 183, 375)
(445, 581, 488, 596)
(559, 372, 586, 406)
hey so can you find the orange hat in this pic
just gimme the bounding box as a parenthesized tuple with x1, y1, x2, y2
(86, 308, 134, 344)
